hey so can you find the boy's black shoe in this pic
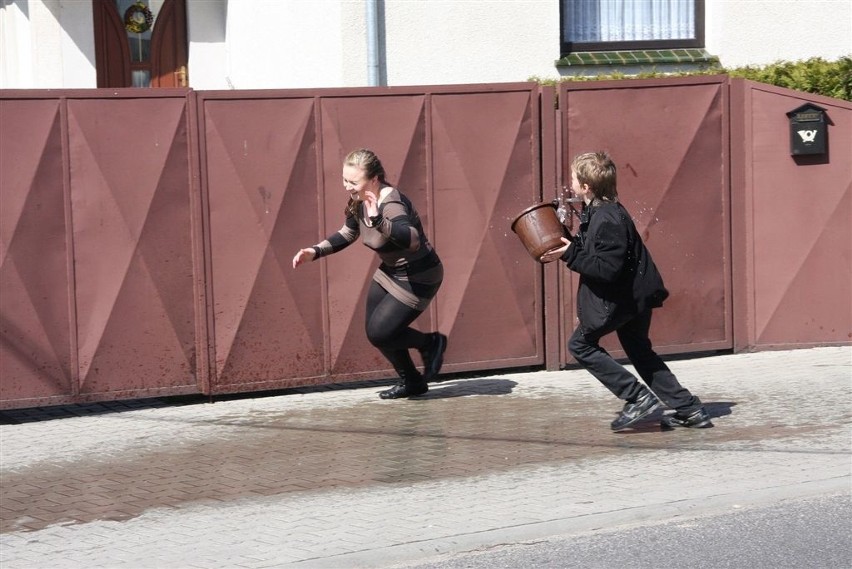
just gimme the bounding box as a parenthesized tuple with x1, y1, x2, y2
(420, 332, 448, 381)
(610, 390, 661, 431)
(661, 407, 714, 429)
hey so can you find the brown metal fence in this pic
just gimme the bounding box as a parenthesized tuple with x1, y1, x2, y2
(729, 80, 852, 351)
(2, 97, 74, 403)
(1, 79, 850, 409)
(556, 75, 733, 362)
(196, 84, 549, 395)
(1, 89, 204, 408)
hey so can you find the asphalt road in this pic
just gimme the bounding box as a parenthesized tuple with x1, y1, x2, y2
(395, 491, 852, 569)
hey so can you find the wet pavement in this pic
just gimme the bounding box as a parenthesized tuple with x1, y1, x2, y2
(1, 346, 850, 568)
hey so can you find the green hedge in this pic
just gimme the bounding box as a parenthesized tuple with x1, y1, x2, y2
(727, 56, 851, 101)
(535, 56, 852, 102)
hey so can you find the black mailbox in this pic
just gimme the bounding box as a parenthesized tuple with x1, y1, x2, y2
(787, 103, 827, 155)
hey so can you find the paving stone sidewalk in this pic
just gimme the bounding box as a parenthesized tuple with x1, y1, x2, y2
(1, 347, 850, 568)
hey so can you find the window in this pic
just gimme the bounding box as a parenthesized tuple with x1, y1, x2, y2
(561, 0, 704, 54)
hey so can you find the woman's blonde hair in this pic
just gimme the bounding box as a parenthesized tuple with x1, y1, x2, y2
(344, 148, 387, 184)
(572, 151, 617, 202)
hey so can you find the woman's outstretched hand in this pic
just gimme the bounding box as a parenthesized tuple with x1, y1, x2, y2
(539, 237, 571, 263)
(292, 248, 316, 268)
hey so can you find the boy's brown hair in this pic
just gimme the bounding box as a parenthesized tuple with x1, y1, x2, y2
(572, 151, 618, 201)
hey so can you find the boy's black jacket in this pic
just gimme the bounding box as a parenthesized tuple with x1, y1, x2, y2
(561, 201, 669, 334)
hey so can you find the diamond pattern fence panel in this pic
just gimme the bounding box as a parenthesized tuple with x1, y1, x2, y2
(730, 80, 852, 350)
(558, 76, 733, 362)
(0, 98, 73, 406)
(198, 94, 326, 392)
(197, 84, 548, 394)
(429, 89, 546, 372)
(0, 90, 202, 409)
(67, 94, 200, 399)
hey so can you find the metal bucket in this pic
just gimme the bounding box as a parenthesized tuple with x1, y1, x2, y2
(510, 202, 566, 262)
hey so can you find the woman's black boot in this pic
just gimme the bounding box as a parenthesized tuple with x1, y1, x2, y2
(379, 368, 428, 399)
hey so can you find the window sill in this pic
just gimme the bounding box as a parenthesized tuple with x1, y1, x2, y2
(556, 48, 718, 67)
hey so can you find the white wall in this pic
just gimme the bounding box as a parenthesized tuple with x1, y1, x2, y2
(0, 0, 94, 88)
(2, 0, 850, 90)
(220, 0, 346, 89)
(210, 0, 852, 87)
(706, 0, 852, 68)
(1, 0, 34, 87)
(382, 0, 559, 86)
(57, 0, 96, 87)
(185, 0, 228, 89)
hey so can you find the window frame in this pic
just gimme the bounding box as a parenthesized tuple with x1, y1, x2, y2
(560, 0, 705, 54)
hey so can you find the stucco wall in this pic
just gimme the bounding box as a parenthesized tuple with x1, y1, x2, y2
(1, 0, 95, 88)
(184, 0, 227, 89)
(1, 0, 850, 89)
(705, 0, 852, 68)
(207, 0, 559, 89)
(205, 0, 852, 88)
(218, 0, 346, 89)
(380, 0, 559, 86)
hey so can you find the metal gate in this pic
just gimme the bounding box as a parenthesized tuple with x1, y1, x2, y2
(3, 79, 849, 409)
(196, 84, 549, 395)
(1, 90, 203, 407)
(556, 76, 733, 362)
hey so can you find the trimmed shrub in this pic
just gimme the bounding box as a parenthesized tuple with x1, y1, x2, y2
(726, 56, 851, 101)
(534, 56, 851, 102)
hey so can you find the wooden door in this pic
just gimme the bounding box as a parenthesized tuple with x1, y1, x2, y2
(92, 0, 188, 88)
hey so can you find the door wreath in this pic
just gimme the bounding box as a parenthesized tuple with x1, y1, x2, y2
(124, 1, 154, 34)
